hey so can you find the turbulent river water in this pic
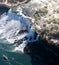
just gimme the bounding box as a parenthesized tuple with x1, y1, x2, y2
(0, 5, 38, 65)
(0, 0, 59, 65)
(0, 0, 46, 65)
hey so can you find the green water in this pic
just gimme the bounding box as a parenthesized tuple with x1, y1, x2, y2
(0, 6, 32, 65)
(0, 47, 32, 65)
(0, 39, 32, 65)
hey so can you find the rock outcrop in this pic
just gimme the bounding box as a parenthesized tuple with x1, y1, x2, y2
(24, 37, 59, 65)
(21, 0, 59, 65)
(0, 4, 9, 15)
(1, 0, 59, 65)
(0, 0, 30, 7)
(11, 1, 59, 65)
(15, 0, 59, 43)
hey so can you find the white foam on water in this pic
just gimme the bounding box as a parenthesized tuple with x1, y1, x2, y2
(0, 7, 37, 53)
(13, 41, 27, 53)
(0, 0, 51, 53)
(0, 0, 48, 56)
(0, 9, 28, 42)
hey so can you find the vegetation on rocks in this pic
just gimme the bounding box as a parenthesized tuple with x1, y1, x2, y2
(33, 4, 59, 36)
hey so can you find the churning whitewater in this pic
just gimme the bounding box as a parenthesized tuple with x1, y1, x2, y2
(0, 0, 52, 53)
(0, 7, 38, 53)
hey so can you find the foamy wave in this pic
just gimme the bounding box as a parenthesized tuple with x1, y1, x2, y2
(0, 8, 38, 53)
(12, 41, 27, 53)
(0, 9, 29, 43)
(0, 0, 45, 52)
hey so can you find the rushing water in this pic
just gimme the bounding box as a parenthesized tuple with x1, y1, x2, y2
(0, 5, 37, 65)
(0, 0, 43, 65)
(0, 0, 59, 65)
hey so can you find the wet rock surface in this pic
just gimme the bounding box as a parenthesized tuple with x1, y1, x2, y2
(0, 5, 9, 15)
(24, 37, 59, 65)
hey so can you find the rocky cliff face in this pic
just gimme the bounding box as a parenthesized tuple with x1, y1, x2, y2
(0, 0, 30, 7)
(20, 0, 59, 65)
(1, 0, 59, 65)
(0, 0, 27, 3)
(14, 0, 59, 44)
(24, 37, 59, 65)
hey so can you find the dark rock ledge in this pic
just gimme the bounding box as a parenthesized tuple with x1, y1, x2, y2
(0, 4, 9, 15)
(24, 36, 59, 65)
